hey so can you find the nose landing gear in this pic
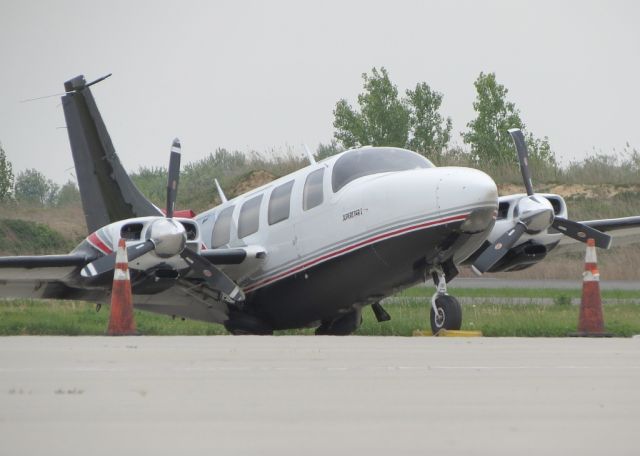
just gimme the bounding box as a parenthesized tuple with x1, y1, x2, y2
(429, 268, 462, 333)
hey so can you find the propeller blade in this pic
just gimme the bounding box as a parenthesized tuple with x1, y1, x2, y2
(166, 138, 181, 218)
(552, 217, 612, 249)
(81, 240, 155, 278)
(508, 128, 534, 196)
(471, 222, 527, 275)
(180, 249, 245, 302)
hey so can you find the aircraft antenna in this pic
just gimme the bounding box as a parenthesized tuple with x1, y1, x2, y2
(303, 144, 317, 165)
(215, 178, 228, 203)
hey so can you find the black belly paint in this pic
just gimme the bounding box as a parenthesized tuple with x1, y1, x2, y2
(244, 220, 489, 330)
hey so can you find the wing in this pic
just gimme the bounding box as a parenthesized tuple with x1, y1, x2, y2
(0, 254, 94, 299)
(582, 216, 640, 232)
(0, 251, 234, 324)
(554, 216, 640, 254)
(134, 278, 231, 324)
(150, 246, 267, 323)
(0, 254, 90, 280)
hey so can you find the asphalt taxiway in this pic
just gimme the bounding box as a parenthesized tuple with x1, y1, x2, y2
(442, 278, 640, 290)
(1, 336, 639, 455)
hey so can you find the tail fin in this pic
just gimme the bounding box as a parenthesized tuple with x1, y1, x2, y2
(61, 75, 162, 233)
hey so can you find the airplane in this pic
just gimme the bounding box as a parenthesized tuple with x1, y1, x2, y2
(1, 74, 639, 335)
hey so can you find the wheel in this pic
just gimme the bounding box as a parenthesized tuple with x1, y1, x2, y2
(224, 312, 273, 335)
(315, 308, 363, 336)
(430, 295, 462, 333)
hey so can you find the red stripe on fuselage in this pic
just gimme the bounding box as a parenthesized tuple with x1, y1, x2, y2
(243, 213, 468, 293)
(87, 232, 113, 255)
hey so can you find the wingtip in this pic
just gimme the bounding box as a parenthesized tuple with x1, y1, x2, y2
(470, 265, 484, 277)
(604, 236, 613, 250)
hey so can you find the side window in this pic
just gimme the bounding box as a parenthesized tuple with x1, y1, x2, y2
(268, 180, 294, 225)
(303, 168, 324, 211)
(211, 205, 235, 248)
(238, 194, 263, 238)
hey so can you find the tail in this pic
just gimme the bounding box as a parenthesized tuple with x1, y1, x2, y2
(61, 74, 162, 233)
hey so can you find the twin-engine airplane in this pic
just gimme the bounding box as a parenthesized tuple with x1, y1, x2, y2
(1, 74, 639, 335)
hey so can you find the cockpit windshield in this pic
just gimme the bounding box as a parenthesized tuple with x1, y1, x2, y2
(331, 147, 434, 192)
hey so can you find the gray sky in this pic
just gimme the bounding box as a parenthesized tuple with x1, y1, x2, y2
(1, 0, 639, 184)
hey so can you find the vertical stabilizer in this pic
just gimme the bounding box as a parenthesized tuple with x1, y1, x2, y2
(62, 75, 161, 233)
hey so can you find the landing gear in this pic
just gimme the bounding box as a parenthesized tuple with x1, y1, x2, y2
(430, 295, 462, 333)
(224, 311, 273, 335)
(429, 268, 462, 333)
(316, 307, 363, 336)
(371, 302, 391, 322)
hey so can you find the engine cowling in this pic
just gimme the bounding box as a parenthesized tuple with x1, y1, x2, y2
(485, 241, 549, 272)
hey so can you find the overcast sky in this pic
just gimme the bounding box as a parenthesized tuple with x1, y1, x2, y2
(1, 0, 638, 184)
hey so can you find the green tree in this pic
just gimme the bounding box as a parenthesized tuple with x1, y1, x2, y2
(333, 68, 451, 159)
(333, 67, 410, 149)
(463, 72, 557, 168)
(55, 181, 81, 206)
(131, 166, 167, 206)
(462, 72, 525, 164)
(406, 82, 452, 161)
(315, 140, 343, 160)
(14, 168, 58, 206)
(0, 143, 14, 202)
(526, 133, 557, 167)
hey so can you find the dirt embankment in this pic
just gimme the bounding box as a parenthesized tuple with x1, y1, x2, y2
(499, 184, 640, 198)
(230, 170, 276, 197)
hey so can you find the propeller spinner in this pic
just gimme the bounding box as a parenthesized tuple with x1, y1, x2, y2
(471, 129, 612, 275)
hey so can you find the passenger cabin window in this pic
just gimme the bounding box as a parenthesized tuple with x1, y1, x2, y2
(303, 168, 324, 211)
(211, 205, 235, 248)
(238, 194, 263, 238)
(268, 180, 294, 225)
(331, 147, 434, 193)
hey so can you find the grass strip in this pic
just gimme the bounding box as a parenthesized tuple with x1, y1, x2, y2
(356, 299, 640, 337)
(399, 287, 640, 300)
(1, 296, 639, 337)
(0, 299, 227, 336)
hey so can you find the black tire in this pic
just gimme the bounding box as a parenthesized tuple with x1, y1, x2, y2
(315, 308, 363, 336)
(430, 295, 462, 333)
(224, 312, 273, 335)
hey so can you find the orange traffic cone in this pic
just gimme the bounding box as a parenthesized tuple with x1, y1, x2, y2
(573, 238, 610, 337)
(107, 238, 137, 336)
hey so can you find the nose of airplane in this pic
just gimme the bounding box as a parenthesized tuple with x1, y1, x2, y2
(435, 167, 498, 214)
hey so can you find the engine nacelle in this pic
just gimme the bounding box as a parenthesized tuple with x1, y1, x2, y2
(487, 241, 549, 272)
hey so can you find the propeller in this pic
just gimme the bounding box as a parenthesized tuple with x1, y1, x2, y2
(471, 129, 612, 275)
(81, 241, 156, 277)
(166, 139, 181, 218)
(81, 139, 244, 302)
(471, 223, 527, 275)
(180, 249, 244, 301)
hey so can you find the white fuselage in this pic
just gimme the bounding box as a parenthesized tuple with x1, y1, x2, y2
(195, 149, 498, 293)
